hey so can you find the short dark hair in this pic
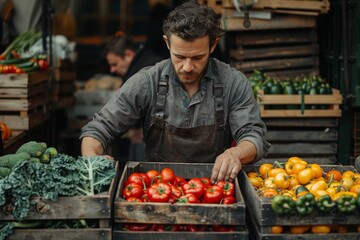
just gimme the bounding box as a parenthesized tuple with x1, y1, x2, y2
(102, 35, 137, 57)
(162, 0, 224, 47)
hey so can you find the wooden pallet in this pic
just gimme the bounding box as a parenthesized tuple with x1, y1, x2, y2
(0, 72, 48, 87)
(256, 89, 342, 118)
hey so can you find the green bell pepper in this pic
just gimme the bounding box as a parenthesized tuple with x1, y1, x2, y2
(296, 193, 316, 216)
(337, 194, 357, 214)
(316, 194, 336, 212)
(271, 194, 295, 215)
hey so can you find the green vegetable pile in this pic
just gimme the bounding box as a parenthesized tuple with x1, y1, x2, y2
(249, 70, 333, 96)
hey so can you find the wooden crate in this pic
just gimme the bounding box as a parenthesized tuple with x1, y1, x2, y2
(256, 89, 342, 118)
(241, 164, 360, 239)
(240, 165, 360, 228)
(113, 161, 247, 239)
(1, 163, 119, 240)
(220, 0, 330, 16)
(262, 118, 339, 165)
(0, 72, 50, 130)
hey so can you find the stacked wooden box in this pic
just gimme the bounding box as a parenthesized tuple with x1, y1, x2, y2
(1, 163, 119, 240)
(51, 59, 77, 109)
(263, 118, 340, 165)
(240, 165, 360, 239)
(0, 72, 50, 130)
(113, 161, 248, 239)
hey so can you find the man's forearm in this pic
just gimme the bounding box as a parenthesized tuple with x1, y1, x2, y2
(234, 140, 257, 164)
(81, 136, 105, 156)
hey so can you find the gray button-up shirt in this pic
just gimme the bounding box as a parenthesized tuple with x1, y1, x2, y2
(80, 58, 270, 160)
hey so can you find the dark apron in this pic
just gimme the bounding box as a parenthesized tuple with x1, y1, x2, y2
(145, 75, 232, 163)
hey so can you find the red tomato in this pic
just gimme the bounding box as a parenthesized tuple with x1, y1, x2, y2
(122, 182, 144, 199)
(148, 183, 172, 202)
(174, 175, 187, 187)
(160, 168, 176, 184)
(221, 195, 236, 204)
(216, 181, 235, 196)
(177, 193, 200, 204)
(127, 173, 150, 188)
(204, 185, 224, 203)
(146, 169, 159, 182)
(181, 178, 205, 199)
(200, 177, 212, 188)
(168, 184, 183, 204)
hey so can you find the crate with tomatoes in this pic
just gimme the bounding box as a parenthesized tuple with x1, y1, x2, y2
(113, 161, 248, 239)
(240, 156, 360, 239)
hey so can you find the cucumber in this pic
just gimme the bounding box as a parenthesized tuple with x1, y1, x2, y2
(16, 61, 35, 69)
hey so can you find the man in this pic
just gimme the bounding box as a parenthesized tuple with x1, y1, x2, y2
(81, 0, 270, 183)
(103, 33, 163, 82)
(103, 34, 164, 161)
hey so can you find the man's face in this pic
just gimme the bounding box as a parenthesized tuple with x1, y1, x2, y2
(164, 35, 217, 87)
(106, 52, 131, 77)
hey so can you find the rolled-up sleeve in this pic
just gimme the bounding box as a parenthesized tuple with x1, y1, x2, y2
(228, 72, 271, 161)
(80, 71, 151, 151)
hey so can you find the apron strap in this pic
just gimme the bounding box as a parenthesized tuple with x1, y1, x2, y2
(213, 80, 224, 126)
(155, 76, 169, 120)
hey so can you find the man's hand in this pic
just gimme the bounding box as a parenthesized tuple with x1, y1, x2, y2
(210, 141, 257, 183)
(210, 148, 242, 184)
(128, 128, 143, 144)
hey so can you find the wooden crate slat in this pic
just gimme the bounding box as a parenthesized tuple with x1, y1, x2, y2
(0, 95, 48, 111)
(234, 28, 317, 46)
(266, 129, 338, 142)
(0, 83, 48, 98)
(232, 56, 318, 72)
(9, 228, 111, 240)
(253, 0, 330, 13)
(0, 72, 48, 87)
(260, 108, 342, 117)
(222, 15, 316, 31)
(268, 142, 338, 155)
(0, 111, 50, 130)
(264, 118, 339, 127)
(113, 228, 249, 240)
(230, 44, 318, 61)
(257, 89, 342, 104)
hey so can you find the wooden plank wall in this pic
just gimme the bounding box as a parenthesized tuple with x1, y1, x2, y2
(228, 28, 319, 79)
(259, 118, 339, 165)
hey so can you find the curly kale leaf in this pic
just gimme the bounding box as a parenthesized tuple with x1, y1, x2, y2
(75, 156, 116, 196)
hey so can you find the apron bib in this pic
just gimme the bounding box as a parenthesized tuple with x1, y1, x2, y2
(145, 75, 232, 163)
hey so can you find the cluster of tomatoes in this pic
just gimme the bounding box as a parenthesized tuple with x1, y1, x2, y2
(247, 157, 360, 201)
(121, 167, 236, 204)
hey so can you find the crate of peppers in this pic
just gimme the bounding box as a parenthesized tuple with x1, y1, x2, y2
(113, 161, 248, 239)
(240, 157, 360, 239)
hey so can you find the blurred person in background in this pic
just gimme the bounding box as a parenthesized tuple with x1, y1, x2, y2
(103, 33, 164, 161)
